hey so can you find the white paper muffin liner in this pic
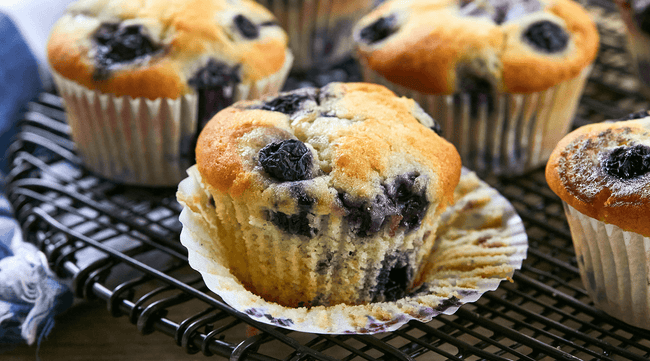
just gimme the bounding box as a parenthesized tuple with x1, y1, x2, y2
(178, 168, 528, 334)
(563, 203, 650, 330)
(256, 0, 374, 70)
(51, 51, 293, 187)
(360, 63, 591, 176)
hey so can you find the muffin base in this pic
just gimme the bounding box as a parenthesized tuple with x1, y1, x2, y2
(51, 51, 293, 187)
(360, 63, 592, 176)
(178, 165, 443, 307)
(178, 168, 528, 334)
(563, 203, 650, 331)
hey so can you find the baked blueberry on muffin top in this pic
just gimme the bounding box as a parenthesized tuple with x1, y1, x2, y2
(184, 82, 461, 307)
(352, 0, 599, 177)
(48, 0, 291, 128)
(546, 112, 650, 237)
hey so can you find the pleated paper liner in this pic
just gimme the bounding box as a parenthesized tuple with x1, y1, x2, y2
(51, 51, 293, 187)
(256, 0, 374, 70)
(564, 203, 650, 330)
(178, 168, 528, 334)
(360, 63, 592, 176)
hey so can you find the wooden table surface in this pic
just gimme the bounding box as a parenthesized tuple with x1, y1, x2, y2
(4, 300, 225, 361)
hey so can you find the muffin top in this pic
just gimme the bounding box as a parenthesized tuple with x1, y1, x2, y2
(352, 0, 599, 94)
(47, 0, 290, 100)
(195, 82, 462, 237)
(546, 111, 650, 237)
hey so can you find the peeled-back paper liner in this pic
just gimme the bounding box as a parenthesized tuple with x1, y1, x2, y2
(256, 0, 374, 70)
(51, 51, 293, 187)
(563, 203, 650, 330)
(360, 63, 592, 176)
(178, 168, 528, 334)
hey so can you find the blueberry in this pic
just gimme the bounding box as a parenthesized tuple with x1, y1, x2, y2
(435, 296, 461, 312)
(234, 14, 259, 39)
(188, 59, 241, 135)
(93, 23, 159, 74)
(457, 71, 493, 94)
(603, 144, 650, 180)
(261, 93, 312, 114)
(372, 254, 412, 302)
(619, 110, 650, 120)
(456, 70, 495, 116)
(94, 23, 118, 45)
(268, 186, 317, 237)
(259, 139, 312, 181)
(292, 185, 314, 210)
(523, 20, 569, 53)
(339, 192, 397, 238)
(359, 15, 398, 44)
(268, 211, 316, 237)
(386, 174, 429, 233)
(339, 174, 429, 237)
(188, 59, 241, 90)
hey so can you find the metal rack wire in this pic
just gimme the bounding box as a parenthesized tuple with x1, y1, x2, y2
(5, 0, 650, 359)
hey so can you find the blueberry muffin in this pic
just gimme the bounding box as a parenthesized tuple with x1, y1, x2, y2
(47, 0, 293, 186)
(546, 111, 650, 330)
(353, 0, 599, 175)
(615, 0, 650, 99)
(177, 82, 462, 307)
(179, 167, 528, 333)
(256, 0, 375, 70)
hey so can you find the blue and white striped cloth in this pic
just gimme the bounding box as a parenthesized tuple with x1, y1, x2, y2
(0, 12, 72, 350)
(0, 197, 72, 347)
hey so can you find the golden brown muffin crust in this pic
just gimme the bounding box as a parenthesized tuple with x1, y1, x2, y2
(353, 0, 599, 94)
(196, 82, 462, 212)
(546, 115, 650, 237)
(196, 108, 290, 197)
(47, 0, 289, 100)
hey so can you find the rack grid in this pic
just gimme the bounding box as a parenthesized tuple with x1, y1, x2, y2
(6, 0, 650, 359)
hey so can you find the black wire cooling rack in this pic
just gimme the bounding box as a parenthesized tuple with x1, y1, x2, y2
(6, 0, 650, 359)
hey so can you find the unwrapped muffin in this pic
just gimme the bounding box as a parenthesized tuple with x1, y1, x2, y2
(177, 82, 462, 307)
(47, 0, 293, 186)
(255, 0, 376, 70)
(353, 0, 599, 175)
(546, 111, 650, 330)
